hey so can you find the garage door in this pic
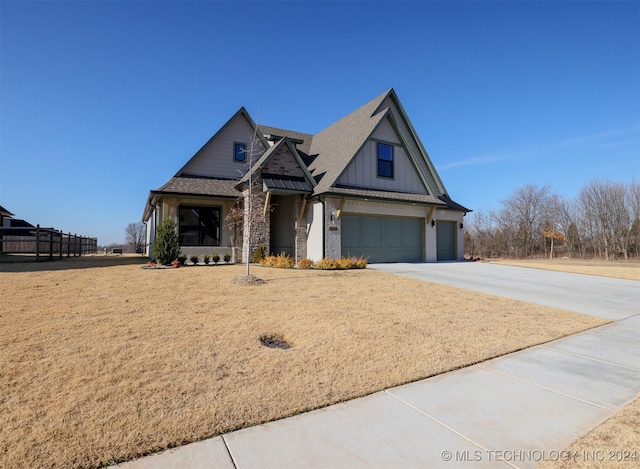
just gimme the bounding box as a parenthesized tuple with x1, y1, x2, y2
(341, 215, 423, 263)
(436, 221, 456, 261)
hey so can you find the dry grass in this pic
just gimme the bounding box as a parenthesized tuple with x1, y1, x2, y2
(538, 398, 640, 469)
(495, 258, 640, 281)
(0, 256, 607, 468)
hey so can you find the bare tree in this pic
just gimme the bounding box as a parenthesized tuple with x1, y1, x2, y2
(125, 222, 145, 253)
(578, 180, 630, 260)
(499, 184, 552, 257)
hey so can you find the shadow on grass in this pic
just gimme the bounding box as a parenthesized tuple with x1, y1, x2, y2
(0, 254, 149, 273)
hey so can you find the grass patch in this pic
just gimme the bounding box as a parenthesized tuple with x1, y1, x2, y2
(0, 256, 607, 468)
(538, 397, 640, 469)
(495, 258, 640, 281)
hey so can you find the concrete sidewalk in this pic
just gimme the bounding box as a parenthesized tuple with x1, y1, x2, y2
(113, 266, 639, 469)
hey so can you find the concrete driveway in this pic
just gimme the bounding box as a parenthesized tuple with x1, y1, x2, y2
(368, 262, 639, 320)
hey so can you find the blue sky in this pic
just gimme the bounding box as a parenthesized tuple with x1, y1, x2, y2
(1, 1, 638, 245)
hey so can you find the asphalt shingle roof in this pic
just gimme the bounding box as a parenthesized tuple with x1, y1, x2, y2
(155, 177, 239, 198)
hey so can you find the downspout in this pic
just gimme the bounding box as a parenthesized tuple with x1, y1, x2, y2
(321, 197, 326, 259)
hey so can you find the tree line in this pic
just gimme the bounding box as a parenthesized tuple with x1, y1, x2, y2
(464, 180, 640, 261)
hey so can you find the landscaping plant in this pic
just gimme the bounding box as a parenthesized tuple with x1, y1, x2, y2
(151, 219, 180, 265)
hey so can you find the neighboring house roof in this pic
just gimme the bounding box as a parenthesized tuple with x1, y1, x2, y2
(0, 205, 15, 217)
(1, 218, 36, 236)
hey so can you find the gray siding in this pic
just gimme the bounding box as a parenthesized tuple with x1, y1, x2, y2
(378, 95, 443, 196)
(337, 117, 428, 194)
(180, 115, 265, 179)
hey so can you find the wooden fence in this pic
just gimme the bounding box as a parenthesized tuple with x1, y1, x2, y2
(0, 225, 97, 262)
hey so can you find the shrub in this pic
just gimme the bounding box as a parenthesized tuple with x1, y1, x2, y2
(223, 253, 232, 263)
(251, 244, 267, 263)
(177, 253, 187, 266)
(203, 254, 211, 264)
(260, 252, 295, 269)
(151, 219, 180, 265)
(189, 254, 200, 265)
(314, 256, 368, 270)
(297, 258, 313, 269)
(212, 253, 220, 264)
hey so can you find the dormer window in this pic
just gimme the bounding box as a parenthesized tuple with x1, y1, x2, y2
(377, 142, 394, 178)
(234, 143, 246, 162)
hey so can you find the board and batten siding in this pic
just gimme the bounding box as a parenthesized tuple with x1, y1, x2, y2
(179, 115, 265, 179)
(337, 117, 428, 194)
(378, 95, 443, 196)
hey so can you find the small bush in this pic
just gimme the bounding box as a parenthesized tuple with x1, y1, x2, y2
(251, 244, 267, 263)
(260, 252, 295, 269)
(177, 253, 187, 266)
(314, 256, 368, 270)
(203, 254, 211, 264)
(223, 253, 232, 263)
(190, 254, 200, 265)
(212, 253, 220, 264)
(151, 219, 180, 265)
(297, 258, 313, 269)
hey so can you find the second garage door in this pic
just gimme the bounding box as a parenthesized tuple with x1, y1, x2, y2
(341, 214, 423, 263)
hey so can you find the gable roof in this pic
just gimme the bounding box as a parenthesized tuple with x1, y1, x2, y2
(143, 89, 470, 221)
(173, 107, 270, 178)
(307, 89, 390, 194)
(0, 205, 15, 217)
(237, 137, 316, 189)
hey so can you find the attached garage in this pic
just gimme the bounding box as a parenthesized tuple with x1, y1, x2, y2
(436, 220, 456, 261)
(341, 214, 423, 263)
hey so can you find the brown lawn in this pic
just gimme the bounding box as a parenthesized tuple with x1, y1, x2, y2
(0, 256, 609, 468)
(496, 258, 640, 281)
(538, 397, 640, 469)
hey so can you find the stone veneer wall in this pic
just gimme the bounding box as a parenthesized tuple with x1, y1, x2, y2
(293, 196, 307, 262)
(242, 174, 270, 263)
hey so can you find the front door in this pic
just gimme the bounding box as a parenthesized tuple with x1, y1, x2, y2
(270, 195, 295, 256)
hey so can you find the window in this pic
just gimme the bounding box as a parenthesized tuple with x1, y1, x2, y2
(377, 143, 394, 178)
(178, 206, 220, 246)
(234, 143, 246, 162)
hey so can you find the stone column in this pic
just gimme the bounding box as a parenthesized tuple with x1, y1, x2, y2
(242, 176, 270, 263)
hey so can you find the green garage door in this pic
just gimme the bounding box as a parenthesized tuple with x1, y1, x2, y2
(341, 215, 423, 263)
(436, 221, 456, 261)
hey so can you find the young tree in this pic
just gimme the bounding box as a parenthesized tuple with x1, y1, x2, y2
(125, 222, 145, 253)
(151, 218, 180, 265)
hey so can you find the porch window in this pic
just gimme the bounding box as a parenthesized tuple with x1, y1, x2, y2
(377, 143, 394, 178)
(178, 206, 221, 246)
(234, 142, 246, 162)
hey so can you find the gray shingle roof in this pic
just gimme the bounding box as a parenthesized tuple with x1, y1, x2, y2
(257, 125, 314, 156)
(155, 177, 239, 198)
(308, 89, 391, 194)
(327, 186, 446, 205)
(0, 205, 15, 217)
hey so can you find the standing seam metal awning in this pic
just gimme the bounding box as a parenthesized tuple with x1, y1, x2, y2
(262, 178, 313, 194)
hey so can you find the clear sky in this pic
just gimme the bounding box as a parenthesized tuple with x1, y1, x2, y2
(1, 1, 638, 245)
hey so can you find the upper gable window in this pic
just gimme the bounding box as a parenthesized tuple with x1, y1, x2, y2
(234, 143, 246, 162)
(377, 143, 394, 178)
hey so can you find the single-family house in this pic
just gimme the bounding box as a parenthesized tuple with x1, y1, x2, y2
(142, 89, 470, 263)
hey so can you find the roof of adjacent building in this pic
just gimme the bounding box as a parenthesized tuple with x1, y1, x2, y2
(0, 205, 15, 217)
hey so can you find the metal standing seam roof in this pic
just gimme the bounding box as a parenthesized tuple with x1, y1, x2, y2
(263, 178, 313, 193)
